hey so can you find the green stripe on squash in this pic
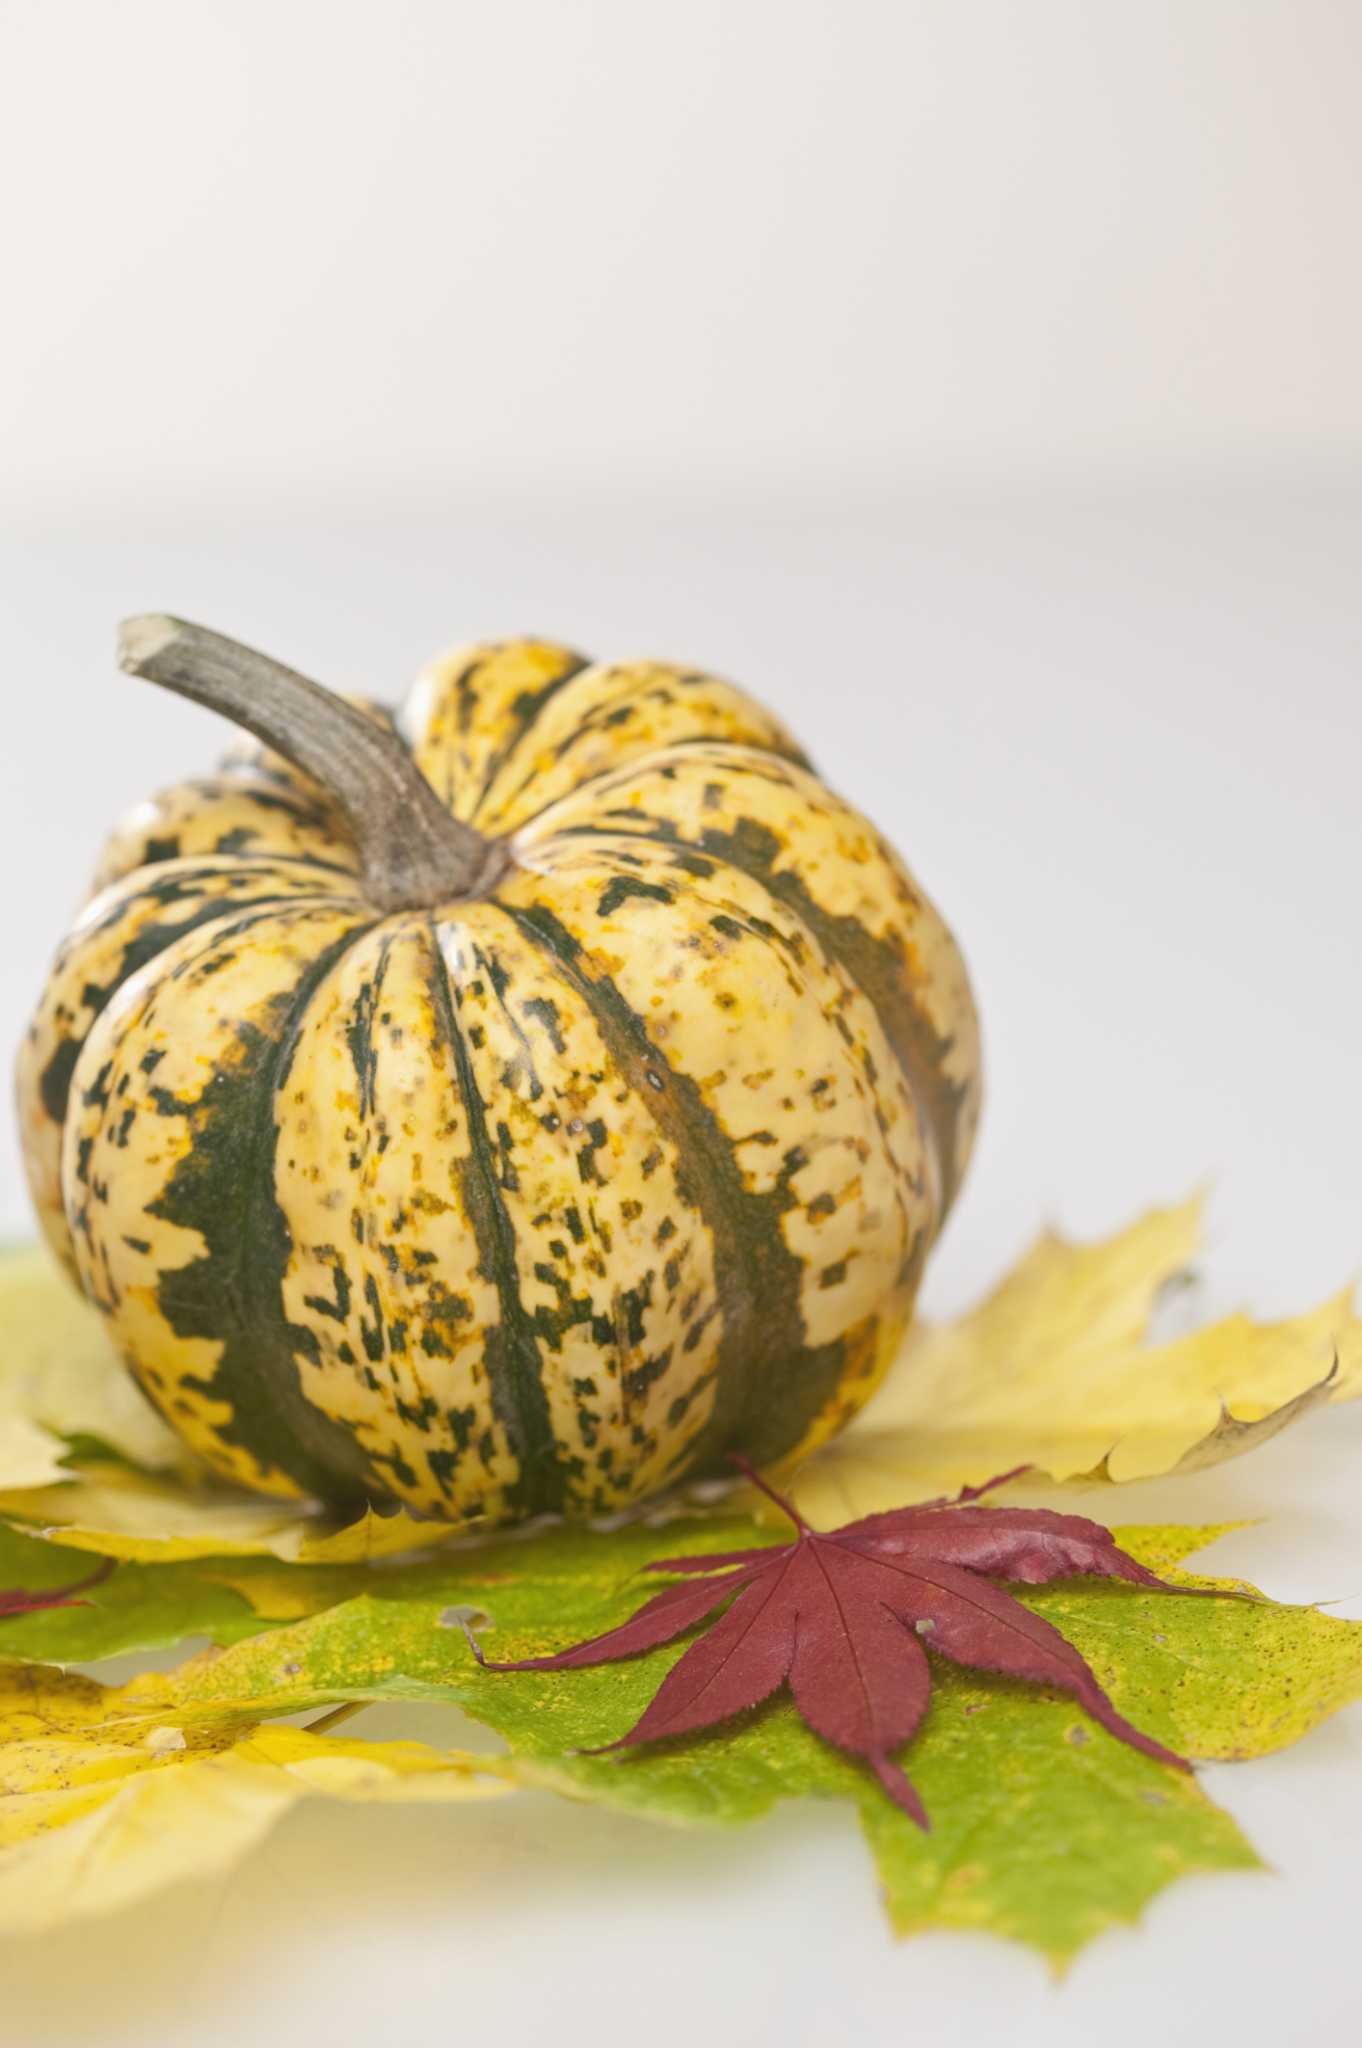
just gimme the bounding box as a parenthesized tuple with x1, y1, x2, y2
(15, 618, 981, 1531)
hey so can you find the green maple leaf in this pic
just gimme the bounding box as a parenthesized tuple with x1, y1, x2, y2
(0, 1523, 288, 1661)
(7, 1514, 1356, 1963)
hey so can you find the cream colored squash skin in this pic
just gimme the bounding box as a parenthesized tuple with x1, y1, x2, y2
(16, 622, 981, 1528)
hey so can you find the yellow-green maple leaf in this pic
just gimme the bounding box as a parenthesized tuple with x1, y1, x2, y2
(3, 1517, 1351, 1963)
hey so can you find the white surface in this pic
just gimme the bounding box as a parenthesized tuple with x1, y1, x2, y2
(0, 479, 1359, 2047)
(3, 0, 1362, 512)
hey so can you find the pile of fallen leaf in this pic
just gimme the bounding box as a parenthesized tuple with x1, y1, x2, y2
(1, 1194, 1359, 1967)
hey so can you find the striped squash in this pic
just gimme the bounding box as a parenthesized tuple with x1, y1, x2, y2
(17, 619, 981, 1528)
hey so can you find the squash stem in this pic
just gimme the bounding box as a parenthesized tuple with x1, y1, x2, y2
(117, 615, 508, 911)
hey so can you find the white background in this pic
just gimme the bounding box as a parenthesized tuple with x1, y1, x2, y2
(1, 6, 1360, 2046)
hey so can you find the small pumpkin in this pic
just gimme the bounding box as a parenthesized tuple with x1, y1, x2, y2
(17, 619, 981, 1528)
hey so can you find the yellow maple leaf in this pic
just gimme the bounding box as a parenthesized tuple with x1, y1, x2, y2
(0, 1659, 515, 1934)
(0, 1247, 182, 1486)
(0, 1461, 454, 1565)
(765, 1195, 1361, 1528)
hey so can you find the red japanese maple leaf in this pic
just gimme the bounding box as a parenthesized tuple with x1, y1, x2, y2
(466, 1463, 1207, 1828)
(0, 1557, 113, 1619)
